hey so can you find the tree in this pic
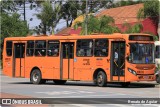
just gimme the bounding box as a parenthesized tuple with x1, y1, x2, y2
(1, 0, 18, 13)
(122, 22, 143, 33)
(1, 1, 29, 47)
(35, 0, 62, 35)
(1, 1, 29, 61)
(0, 12, 29, 64)
(75, 15, 120, 35)
(1, 13, 29, 45)
(61, 0, 80, 27)
(137, 0, 159, 38)
(60, 0, 114, 27)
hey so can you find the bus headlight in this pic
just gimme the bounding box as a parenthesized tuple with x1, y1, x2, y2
(128, 68, 137, 76)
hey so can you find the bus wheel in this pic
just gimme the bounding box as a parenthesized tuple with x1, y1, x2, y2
(96, 71, 107, 87)
(54, 80, 67, 85)
(30, 69, 43, 84)
(121, 82, 130, 87)
(156, 75, 160, 83)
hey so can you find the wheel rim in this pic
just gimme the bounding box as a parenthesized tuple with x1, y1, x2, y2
(97, 74, 103, 84)
(33, 73, 38, 82)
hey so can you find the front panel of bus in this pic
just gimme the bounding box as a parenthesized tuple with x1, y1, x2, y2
(125, 35, 155, 82)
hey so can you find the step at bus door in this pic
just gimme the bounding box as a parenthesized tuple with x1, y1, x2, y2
(110, 41, 125, 81)
(60, 42, 74, 80)
(13, 43, 25, 77)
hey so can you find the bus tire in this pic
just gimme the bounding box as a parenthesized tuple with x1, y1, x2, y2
(30, 69, 43, 84)
(96, 71, 107, 87)
(156, 75, 160, 84)
(54, 80, 66, 85)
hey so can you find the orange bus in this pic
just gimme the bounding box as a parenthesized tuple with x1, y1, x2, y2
(3, 33, 155, 87)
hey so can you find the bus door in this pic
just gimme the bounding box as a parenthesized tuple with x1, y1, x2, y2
(60, 42, 74, 80)
(13, 43, 25, 77)
(110, 41, 125, 81)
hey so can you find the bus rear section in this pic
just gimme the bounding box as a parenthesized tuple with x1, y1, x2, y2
(3, 40, 25, 78)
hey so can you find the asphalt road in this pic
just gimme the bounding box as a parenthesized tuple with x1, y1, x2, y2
(0, 69, 159, 107)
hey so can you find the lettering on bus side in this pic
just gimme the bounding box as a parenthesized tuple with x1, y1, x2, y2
(5, 58, 11, 62)
(83, 59, 90, 65)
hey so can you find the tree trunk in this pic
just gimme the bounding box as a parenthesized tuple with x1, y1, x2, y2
(66, 19, 69, 27)
(43, 24, 47, 35)
(69, 19, 74, 27)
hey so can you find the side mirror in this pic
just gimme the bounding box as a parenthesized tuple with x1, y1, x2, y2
(127, 53, 133, 63)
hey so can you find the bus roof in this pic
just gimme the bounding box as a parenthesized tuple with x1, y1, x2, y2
(4, 33, 151, 41)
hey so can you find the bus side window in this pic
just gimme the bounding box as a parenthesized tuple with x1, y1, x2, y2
(47, 40, 59, 56)
(76, 39, 93, 57)
(35, 40, 46, 56)
(94, 39, 108, 57)
(156, 46, 160, 58)
(6, 41, 12, 56)
(26, 41, 34, 56)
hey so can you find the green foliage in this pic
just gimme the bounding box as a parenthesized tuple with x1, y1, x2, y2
(35, 0, 62, 35)
(0, 0, 29, 63)
(123, 22, 143, 33)
(143, 0, 159, 18)
(1, 0, 18, 13)
(61, 0, 80, 27)
(153, 36, 159, 41)
(137, 0, 159, 26)
(76, 15, 121, 35)
(0, 12, 29, 63)
(157, 64, 160, 70)
(1, 13, 29, 45)
(61, 0, 113, 27)
(137, 8, 144, 20)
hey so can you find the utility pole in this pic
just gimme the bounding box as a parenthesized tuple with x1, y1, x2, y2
(85, 0, 88, 35)
(24, 0, 26, 21)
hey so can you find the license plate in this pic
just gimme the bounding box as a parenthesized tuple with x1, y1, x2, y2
(144, 76, 149, 79)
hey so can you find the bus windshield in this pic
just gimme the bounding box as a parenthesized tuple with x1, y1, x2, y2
(129, 43, 154, 64)
(156, 46, 160, 58)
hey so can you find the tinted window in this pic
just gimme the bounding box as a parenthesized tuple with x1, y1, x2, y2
(129, 35, 153, 41)
(76, 39, 93, 57)
(62, 43, 74, 59)
(15, 44, 25, 58)
(47, 40, 59, 56)
(156, 46, 160, 58)
(94, 39, 108, 57)
(26, 41, 34, 56)
(35, 40, 46, 56)
(6, 41, 12, 56)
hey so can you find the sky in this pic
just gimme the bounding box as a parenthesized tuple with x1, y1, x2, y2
(19, 3, 66, 34)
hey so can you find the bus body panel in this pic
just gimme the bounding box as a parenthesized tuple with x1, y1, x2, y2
(2, 33, 156, 84)
(13, 43, 25, 77)
(74, 57, 93, 81)
(3, 39, 13, 77)
(3, 54, 13, 77)
(125, 62, 155, 82)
